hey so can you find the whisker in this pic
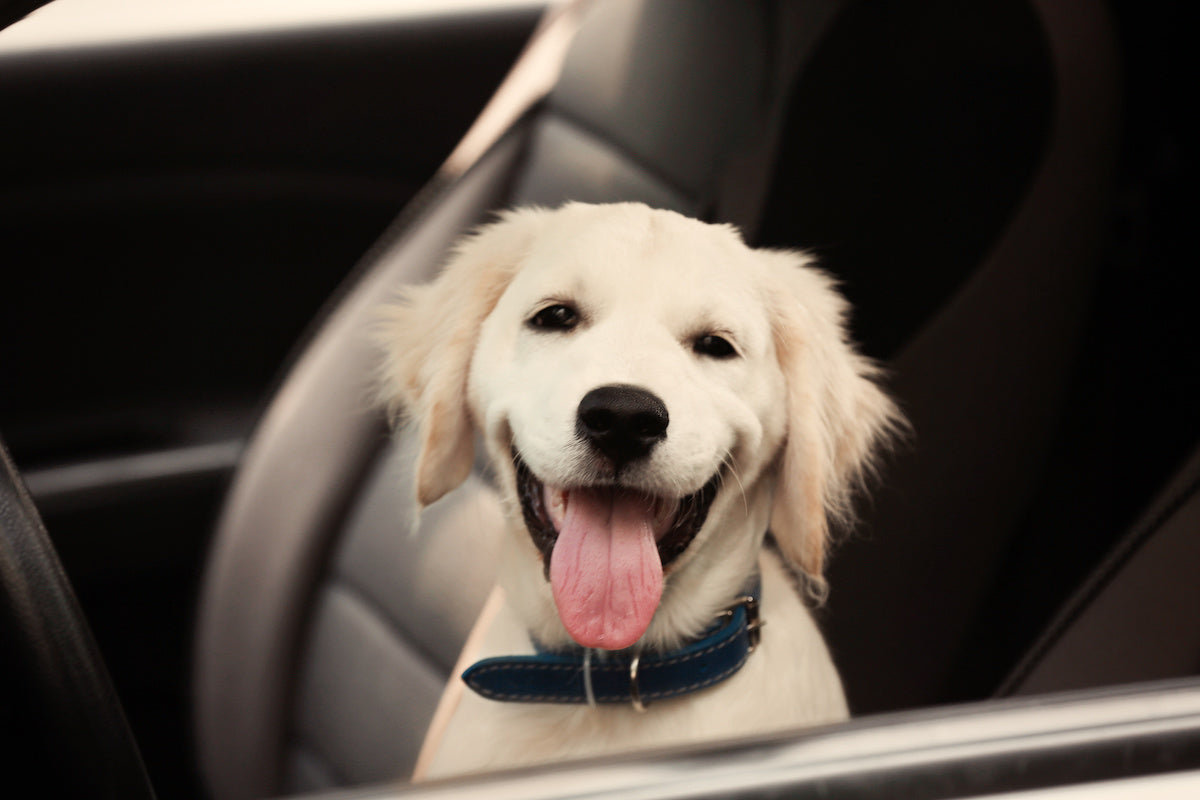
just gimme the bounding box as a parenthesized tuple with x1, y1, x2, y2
(721, 454, 750, 517)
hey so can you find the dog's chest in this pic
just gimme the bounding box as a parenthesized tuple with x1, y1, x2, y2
(420, 554, 849, 780)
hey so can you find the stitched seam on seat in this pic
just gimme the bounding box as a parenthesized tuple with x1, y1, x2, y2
(541, 102, 700, 203)
(286, 730, 350, 791)
(326, 577, 449, 680)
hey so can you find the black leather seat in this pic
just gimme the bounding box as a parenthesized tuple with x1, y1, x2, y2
(192, 1, 1122, 797)
(1002, 442, 1200, 698)
(0, 441, 155, 799)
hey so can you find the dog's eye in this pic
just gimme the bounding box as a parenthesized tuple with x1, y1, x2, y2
(528, 303, 579, 331)
(693, 334, 738, 359)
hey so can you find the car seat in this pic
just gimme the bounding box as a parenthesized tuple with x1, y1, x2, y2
(192, 0, 1124, 797)
(0, 440, 155, 799)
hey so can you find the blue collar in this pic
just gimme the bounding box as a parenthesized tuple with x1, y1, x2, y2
(462, 579, 763, 709)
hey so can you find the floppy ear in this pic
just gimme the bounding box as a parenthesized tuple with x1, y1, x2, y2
(764, 251, 902, 596)
(375, 208, 547, 509)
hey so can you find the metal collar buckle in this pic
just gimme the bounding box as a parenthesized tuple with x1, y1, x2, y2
(738, 594, 764, 652)
(628, 593, 765, 712)
(716, 594, 764, 653)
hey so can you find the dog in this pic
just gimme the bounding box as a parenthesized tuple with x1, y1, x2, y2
(376, 202, 900, 779)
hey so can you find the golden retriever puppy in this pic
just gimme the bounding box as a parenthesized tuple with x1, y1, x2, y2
(376, 202, 900, 779)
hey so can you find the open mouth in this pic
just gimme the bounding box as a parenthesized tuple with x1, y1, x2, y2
(515, 452, 720, 650)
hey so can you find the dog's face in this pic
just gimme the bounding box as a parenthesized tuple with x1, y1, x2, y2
(378, 203, 897, 652)
(469, 210, 789, 649)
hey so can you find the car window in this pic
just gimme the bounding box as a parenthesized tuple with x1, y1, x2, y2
(0, 0, 546, 53)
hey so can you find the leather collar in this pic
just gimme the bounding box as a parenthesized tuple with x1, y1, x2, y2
(462, 578, 762, 710)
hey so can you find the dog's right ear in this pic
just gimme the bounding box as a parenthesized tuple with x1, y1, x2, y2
(763, 250, 903, 598)
(375, 208, 545, 509)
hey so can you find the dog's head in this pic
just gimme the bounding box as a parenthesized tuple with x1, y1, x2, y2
(378, 203, 898, 651)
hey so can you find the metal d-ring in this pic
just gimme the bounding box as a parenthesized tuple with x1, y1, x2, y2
(629, 653, 647, 712)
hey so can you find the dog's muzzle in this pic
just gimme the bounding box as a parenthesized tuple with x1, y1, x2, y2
(515, 383, 724, 650)
(514, 453, 721, 574)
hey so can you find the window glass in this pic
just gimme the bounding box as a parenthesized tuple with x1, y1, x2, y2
(0, 0, 546, 53)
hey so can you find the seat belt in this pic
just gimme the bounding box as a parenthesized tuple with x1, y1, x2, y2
(1001, 443, 1200, 696)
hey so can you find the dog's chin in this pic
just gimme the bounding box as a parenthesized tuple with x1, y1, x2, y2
(514, 452, 721, 577)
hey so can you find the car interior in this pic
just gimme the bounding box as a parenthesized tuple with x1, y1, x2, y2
(1, 0, 1198, 799)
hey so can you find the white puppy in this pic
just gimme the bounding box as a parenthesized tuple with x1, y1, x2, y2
(377, 202, 900, 779)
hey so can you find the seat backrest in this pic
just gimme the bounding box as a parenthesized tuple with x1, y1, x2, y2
(194, 2, 843, 796)
(819, 0, 1120, 714)
(193, 0, 1119, 797)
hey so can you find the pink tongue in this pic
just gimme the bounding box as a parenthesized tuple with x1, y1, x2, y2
(549, 488, 663, 650)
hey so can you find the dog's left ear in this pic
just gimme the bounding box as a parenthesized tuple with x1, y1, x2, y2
(375, 209, 547, 509)
(764, 250, 902, 595)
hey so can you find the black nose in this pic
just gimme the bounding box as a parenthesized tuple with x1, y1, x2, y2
(576, 384, 669, 469)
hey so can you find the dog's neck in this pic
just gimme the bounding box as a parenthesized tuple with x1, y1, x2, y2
(461, 574, 762, 707)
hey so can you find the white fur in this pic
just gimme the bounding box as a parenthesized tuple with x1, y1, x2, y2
(376, 202, 900, 779)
